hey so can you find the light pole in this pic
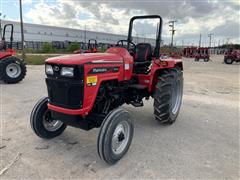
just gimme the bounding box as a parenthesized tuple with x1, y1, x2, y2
(0, 13, 6, 39)
(19, 0, 25, 59)
(226, 38, 230, 45)
(169, 20, 177, 48)
(84, 24, 87, 45)
(199, 34, 201, 47)
(208, 33, 213, 48)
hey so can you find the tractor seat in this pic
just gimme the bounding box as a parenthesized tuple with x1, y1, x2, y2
(133, 43, 152, 74)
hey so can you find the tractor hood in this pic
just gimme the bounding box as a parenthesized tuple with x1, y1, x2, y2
(45, 53, 123, 65)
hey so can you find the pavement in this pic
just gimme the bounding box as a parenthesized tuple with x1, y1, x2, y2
(0, 55, 239, 179)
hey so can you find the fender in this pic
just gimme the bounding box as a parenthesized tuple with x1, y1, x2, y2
(134, 58, 183, 93)
(0, 49, 16, 60)
(150, 59, 183, 93)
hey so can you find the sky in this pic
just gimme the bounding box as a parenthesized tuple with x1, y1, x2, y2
(1, 0, 239, 46)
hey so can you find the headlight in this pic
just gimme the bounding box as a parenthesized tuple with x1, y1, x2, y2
(60, 67, 74, 77)
(45, 64, 53, 75)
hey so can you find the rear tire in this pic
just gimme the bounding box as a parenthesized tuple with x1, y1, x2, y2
(97, 108, 134, 165)
(30, 97, 66, 139)
(0, 56, 26, 84)
(153, 68, 183, 124)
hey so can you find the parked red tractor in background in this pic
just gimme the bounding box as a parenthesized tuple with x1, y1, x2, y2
(183, 47, 197, 58)
(31, 15, 183, 164)
(194, 47, 210, 62)
(224, 47, 240, 64)
(0, 24, 26, 83)
(74, 39, 98, 54)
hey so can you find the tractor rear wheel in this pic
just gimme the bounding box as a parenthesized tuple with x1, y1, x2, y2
(30, 97, 66, 139)
(97, 108, 134, 165)
(0, 56, 26, 84)
(153, 68, 183, 124)
(224, 58, 233, 64)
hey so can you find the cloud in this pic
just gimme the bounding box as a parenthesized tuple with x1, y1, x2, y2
(22, 0, 32, 4)
(24, 0, 240, 45)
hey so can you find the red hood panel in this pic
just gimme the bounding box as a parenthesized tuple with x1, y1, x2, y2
(46, 53, 123, 65)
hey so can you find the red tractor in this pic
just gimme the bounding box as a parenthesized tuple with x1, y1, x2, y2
(74, 39, 98, 54)
(224, 48, 240, 64)
(0, 24, 26, 83)
(183, 47, 197, 58)
(30, 15, 183, 164)
(194, 47, 210, 62)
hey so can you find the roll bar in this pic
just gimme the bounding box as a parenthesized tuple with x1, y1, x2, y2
(127, 15, 163, 59)
(88, 39, 97, 49)
(2, 24, 14, 49)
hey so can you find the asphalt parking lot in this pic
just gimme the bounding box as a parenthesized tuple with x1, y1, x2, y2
(1, 55, 239, 179)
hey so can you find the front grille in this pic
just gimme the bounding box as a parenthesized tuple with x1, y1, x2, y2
(46, 65, 84, 109)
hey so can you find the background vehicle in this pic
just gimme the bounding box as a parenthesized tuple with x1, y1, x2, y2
(194, 47, 210, 62)
(74, 39, 98, 54)
(224, 48, 240, 64)
(183, 47, 197, 58)
(31, 15, 183, 164)
(0, 24, 26, 83)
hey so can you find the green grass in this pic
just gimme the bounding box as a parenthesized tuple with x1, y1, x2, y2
(17, 55, 58, 65)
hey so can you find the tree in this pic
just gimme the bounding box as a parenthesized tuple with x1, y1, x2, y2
(67, 42, 80, 52)
(42, 42, 54, 53)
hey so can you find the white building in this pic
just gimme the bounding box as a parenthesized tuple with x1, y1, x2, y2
(2, 20, 155, 49)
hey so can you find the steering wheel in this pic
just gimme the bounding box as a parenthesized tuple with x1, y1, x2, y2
(116, 40, 136, 55)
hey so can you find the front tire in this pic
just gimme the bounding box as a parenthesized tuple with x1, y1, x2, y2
(224, 58, 233, 64)
(30, 97, 66, 139)
(0, 56, 26, 84)
(97, 108, 134, 165)
(153, 68, 183, 124)
(204, 58, 209, 62)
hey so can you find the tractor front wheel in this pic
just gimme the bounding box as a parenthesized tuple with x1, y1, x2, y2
(30, 97, 66, 139)
(224, 58, 233, 64)
(204, 58, 209, 62)
(154, 68, 183, 124)
(97, 108, 134, 165)
(0, 56, 26, 84)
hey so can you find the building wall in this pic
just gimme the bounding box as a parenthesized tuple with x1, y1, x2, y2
(2, 20, 155, 47)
